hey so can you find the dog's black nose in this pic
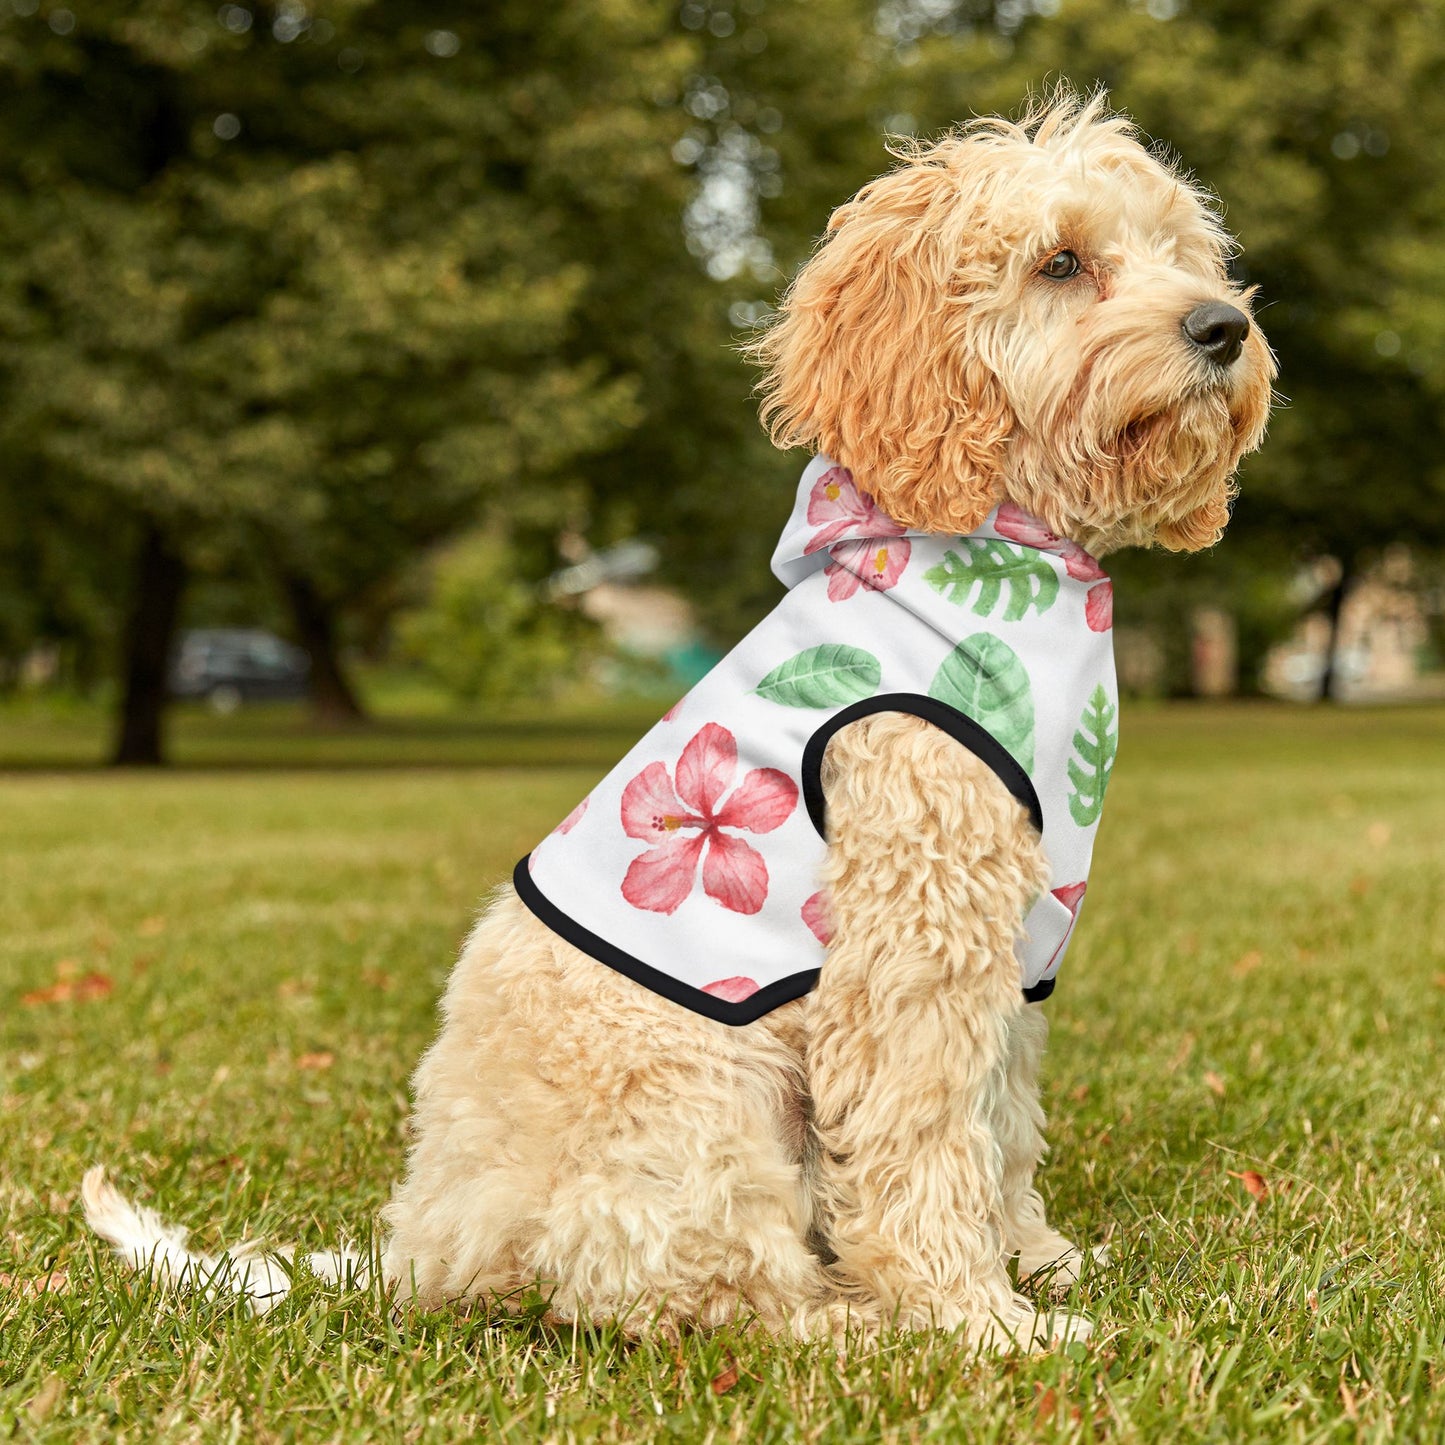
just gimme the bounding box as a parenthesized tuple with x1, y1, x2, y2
(1182, 302, 1250, 367)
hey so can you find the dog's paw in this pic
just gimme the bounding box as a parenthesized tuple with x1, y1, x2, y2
(972, 1295, 1093, 1353)
(1018, 1240, 1110, 1293)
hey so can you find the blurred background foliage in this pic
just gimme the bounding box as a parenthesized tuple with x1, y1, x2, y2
(1, 0, 1443, 761)
(394, 530, 600, 707)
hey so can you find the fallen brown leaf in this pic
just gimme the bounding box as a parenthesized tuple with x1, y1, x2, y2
(1204, 1070, 1227, 1098)
(0, 1268, 70, 1299)
(1433, 973, 1445, 990)
(21, 972, 113, 1007)
(711, 1358, 740, 1396)
(1034, 1386, 1058, 1425)
(295, 1051, 334, 1071)
(1228, 1169, 1268, 1201)
(1232, 950, 1263, 977)
(1070, 1083, 1090, 1103)
(361, 969, 394, 992)
(21, 983, 68, 1006)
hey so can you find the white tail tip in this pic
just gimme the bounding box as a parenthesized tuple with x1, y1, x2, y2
(81, 1166, 368, 1315)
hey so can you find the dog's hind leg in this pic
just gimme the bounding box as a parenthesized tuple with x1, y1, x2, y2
(992, 1006, 1100, 1290)
(512, 984, 836, 1340)
(383, 892, 834, 1338)
(803, 713, 1090, 1350)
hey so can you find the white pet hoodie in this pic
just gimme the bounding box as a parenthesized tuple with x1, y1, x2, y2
(516, 456, 1119, 1026)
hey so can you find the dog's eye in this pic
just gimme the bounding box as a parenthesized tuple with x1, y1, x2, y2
(1040, 250, 1081, 280)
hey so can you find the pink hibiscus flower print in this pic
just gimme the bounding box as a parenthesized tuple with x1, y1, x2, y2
(801, 890, 833, 945)
(804, 466, 906, 556)
(619, 722, 798, 916)
(555, 796, 589, 835)
(1044, 882, 1087, 972)
(824, 537, 912, 602)
(702, 976, 760, 1003)
(994, 502, 1106, 582)
(1085, 580, 1113, 633)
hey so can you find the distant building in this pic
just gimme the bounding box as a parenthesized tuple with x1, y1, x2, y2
(547, 540, 721, 688)
(1263, 548, 1441, 701)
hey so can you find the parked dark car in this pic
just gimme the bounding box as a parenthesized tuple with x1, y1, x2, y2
(169, 629, 310, 712)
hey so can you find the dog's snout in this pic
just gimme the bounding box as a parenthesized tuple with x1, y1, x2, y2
(1182, 302, 1250, 367)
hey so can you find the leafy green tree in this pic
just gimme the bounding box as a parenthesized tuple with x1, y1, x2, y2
(0, 0, 906, 751)
(549, 0, 891, 640)
(395, 531, 596, 706)
(0, 0, 693, 758)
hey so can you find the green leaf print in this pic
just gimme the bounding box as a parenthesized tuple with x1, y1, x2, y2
(754, 644, 882, 708)
(928, 633, 1035, 772)
(923, 539, 1060, 621)
(1067, 684, 1118, 826)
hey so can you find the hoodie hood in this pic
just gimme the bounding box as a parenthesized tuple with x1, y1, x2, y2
(771, 456, 1107, 597)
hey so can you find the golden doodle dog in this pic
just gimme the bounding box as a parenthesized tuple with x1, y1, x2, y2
(85, 91, 1273, 1350)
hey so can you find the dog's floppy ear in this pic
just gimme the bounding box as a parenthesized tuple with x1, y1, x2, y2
(750, 146, 1012, 534)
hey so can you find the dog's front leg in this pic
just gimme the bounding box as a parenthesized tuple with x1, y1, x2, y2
(806, 713, 1088, 1349)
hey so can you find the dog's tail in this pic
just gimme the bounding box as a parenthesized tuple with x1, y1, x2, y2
(81, 1165, 368, 1315)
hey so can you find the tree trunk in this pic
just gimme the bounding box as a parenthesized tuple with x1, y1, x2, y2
(1317, 555, 1355, 703)
(112, 524, 187, 766)
(281, 571, 366, 725)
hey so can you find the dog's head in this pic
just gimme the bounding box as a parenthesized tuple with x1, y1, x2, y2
(751, 90, 1275, 554)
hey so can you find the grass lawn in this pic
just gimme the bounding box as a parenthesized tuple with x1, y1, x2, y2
(2, 701, 1444, 1442)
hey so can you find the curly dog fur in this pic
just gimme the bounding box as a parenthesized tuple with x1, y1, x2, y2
(85, 89, 1274, 1351)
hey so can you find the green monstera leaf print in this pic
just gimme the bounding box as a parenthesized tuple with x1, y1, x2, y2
(923, 539, 1060, 621)
(754, 644, 882, 708)
(1067, 684, 1118, 826)
(928, 633, 1036, 772)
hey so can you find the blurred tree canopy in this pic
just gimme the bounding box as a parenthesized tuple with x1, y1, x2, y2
(0, 0, 754, 756)
(0, 1, 710, 755)
(1, 0, 1443, 758)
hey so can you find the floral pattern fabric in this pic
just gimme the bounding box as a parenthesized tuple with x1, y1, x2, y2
(994, 503, 1112, 633)
(803, 465, 907, 555)
(619, 723, 797, 916)
(803, 465, 913, 602)
(519, 456, 1117, 1024)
